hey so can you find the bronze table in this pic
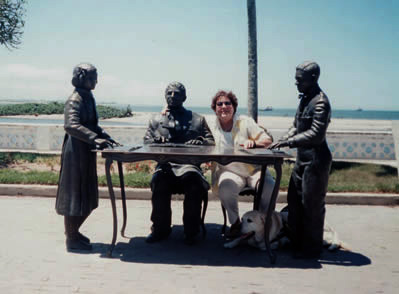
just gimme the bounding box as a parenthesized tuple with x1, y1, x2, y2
(101, 144, 290, 263)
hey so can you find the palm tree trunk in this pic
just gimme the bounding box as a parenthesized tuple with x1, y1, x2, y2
(247, 0, 258, 122)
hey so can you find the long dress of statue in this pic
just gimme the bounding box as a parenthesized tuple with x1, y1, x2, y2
(144, 82, 215, 244)
(270, 61, 332, 258)
(56, 63, 116, 252)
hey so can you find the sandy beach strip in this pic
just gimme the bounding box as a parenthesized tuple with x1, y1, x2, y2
(2, 112, 393, 132)
(106, 112, 393, 132)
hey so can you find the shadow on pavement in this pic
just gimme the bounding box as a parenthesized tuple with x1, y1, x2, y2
(319, 250, 371, 267)
(86, 224, 371, 269)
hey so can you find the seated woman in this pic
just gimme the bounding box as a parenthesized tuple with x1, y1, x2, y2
(210, 90, 275, 238)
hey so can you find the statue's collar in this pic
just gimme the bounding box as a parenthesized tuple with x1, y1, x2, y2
(299, 85, 321, 100)
(168, 106, 186, 115)
(75, 87, 93, 97)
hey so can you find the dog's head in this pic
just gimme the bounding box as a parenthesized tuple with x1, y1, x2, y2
(242, 210, 284, 242)
(241, 210, 266, 243)
(224, 210, 284, 251)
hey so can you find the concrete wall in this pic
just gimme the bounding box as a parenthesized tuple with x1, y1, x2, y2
(0, 123, 396, 164)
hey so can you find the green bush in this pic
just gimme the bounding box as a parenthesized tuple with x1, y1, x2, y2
(0, 102, 133, 119)
(0, 153, 12, 165)
(0, 102, 64, 116)
(0, 152, 55, 164)
(0, 154, 398, 193)
(98, 172, 152, 188)
(0, 169, 59, 185)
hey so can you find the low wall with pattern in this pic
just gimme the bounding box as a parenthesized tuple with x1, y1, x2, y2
(282, 131, 395, 161)
(0, 124, 147, 154)
(0, 123, 396, 164)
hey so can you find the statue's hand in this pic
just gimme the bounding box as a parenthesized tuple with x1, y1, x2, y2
(185, 137, 204, 145)
(268, 140, 289, 150)
(160, 105, 169, 116)
(153, 136, 169, 143)
(108, 137, 123, 147)
(95, 138, 113, 150)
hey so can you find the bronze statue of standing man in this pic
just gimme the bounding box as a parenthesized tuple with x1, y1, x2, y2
(269, 61, 332, 259)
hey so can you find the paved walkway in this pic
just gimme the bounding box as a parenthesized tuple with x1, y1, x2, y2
(1, 184, 399, 206)
(0, 196, 398, 294)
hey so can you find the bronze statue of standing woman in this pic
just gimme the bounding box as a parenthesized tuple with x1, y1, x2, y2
(270, 61, 332, 259)
(56, 63, 119, 252)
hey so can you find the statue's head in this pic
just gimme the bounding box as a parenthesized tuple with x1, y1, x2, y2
(165, 82, 186, 109)
(71, 63, 98, 90)
(295, 61, 320, 94)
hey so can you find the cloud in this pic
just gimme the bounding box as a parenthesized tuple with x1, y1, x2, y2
(0, 64, 69, 81)
(0, 63, 167, 102)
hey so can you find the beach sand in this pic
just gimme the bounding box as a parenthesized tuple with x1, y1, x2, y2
(4, 112, 393, 132)
(107, 112, 393, 132)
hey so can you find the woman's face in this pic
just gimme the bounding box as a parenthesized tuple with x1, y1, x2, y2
(215, 96, 234, 123)
(83, 71, 98, 90)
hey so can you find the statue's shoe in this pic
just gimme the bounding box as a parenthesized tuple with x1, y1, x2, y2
(77, 232, 90, 244)
(145, 228, 172, 243)
(184, 233, 199, 246)
(66, 238, 92, 252)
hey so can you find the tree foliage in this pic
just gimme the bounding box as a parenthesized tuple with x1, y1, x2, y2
(0, 0, 26, 49)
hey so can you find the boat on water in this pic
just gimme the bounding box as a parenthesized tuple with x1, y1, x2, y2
(260, 106, 273, 111)
(356, 107, 363, 111)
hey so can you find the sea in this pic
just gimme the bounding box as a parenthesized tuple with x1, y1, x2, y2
(0, 104, 398, 126)
(126, 105, 399, 120)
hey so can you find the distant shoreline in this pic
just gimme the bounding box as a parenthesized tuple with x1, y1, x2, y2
(0, 112, 393, 132)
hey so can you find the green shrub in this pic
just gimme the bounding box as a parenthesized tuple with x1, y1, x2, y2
(0, 169, 59, 185)
(0, 155, 398, 193)
(0, 102, 133, 118)
(0, 102, 64, 116)
(98, 172, 152, 188)
(0, 152, 56, 164)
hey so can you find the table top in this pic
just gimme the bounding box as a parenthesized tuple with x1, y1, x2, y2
(100, 144, 291, 165)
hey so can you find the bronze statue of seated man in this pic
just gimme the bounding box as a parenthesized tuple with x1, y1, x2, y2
(143, 82, 215, 245)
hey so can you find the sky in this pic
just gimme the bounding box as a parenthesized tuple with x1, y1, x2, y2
(0, 0, 398, 110)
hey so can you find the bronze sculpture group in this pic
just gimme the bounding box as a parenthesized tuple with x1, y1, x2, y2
(56, 61, 331, 259)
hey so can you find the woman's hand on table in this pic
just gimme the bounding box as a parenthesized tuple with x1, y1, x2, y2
(241, 139, 256, 149)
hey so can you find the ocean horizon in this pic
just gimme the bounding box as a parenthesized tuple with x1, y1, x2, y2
(1, 99, 398, 120)
(115, 104, 399, 120)
(1, 104, 399, 126)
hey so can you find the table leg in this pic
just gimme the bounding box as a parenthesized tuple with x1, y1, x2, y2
(254, 164, 267, 210)
(262, 160, 282, 264)
(117, 161, 128, 237)
(105, 158, 118, 257)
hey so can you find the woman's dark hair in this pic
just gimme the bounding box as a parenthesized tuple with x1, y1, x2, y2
(211, 90, 238, 114)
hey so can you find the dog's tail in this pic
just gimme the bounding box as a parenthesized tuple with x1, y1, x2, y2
(323, 223, 351, 252)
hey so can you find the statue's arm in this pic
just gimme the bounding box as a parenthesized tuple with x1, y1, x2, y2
(280, 107, 298, 141)
(201, 117, 215, 145)
(64, 95, 99, 145)
(281, 123, 297, 141)
(287, 98, 330, 148)
(95, 124, 112, 139)
(143, 117, 161, 144)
